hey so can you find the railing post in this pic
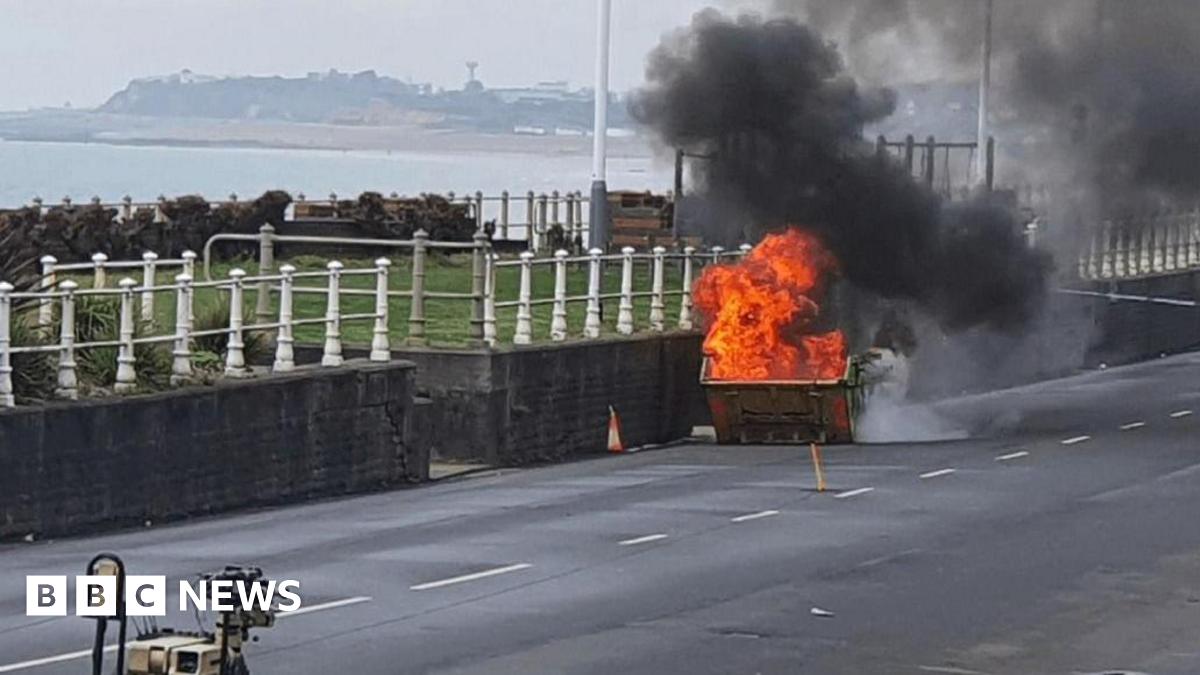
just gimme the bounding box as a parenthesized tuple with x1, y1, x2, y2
(500, 190, 510, 240)
(182, 250, 196, 280)
(986, 136, 996, 191)
(575, 191, 585, 239)
(140, 252, 158, 323)
(470, 231, 488, 346)
(585, 248, 602, 339)
(370, 258, 392, 362)
(121, 195, 133, 222)
(565, 192, 576, 242)
(1190, 208, 1200, 267)
(475, 190, 485, 232)
(0, 282, 13, 407)
(483, 253, 498, 347)
(1164, 215, 1177, 273)
(1100, 222, 1114, 278)
(650, 246, 666, 331)
(407, 229, 428, 346)
(92, 252, 108, 289)
(711, 245, 725, 265)
(322, 261, 344, 367)
(537, 192, 549, 252)
(1114, 224, 1128, 278)
(551, 250, 569, 341)
(526, 190, 536, 250)
(1142, 220, 1152, 273)
(115, 278, 138, 393)
(514, 252, 534, 345)
(225, 269, 248, 377)
(1085, 229, 1099, 280)
(56, 280, 78, 400)
(924, 135, 936, 189)
(739, 243, 753, 258)
(1177, 212, 1187, 270)
(551, 190, 561, 228)
(171, 274, 193, 385)
(256, 223, 276, 323)
(678, 246, 695, 330)
(154, 195, 167, 224)
(273, 265, 296, 372)
(38, 255, 57, 326)
(617, 247, 635, 335)
(1152, 218, 1166, 273)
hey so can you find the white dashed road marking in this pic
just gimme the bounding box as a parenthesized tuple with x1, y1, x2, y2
(917, 666, 990, 675)
(834, 487, 875, 499)
(410, 563, 533, 591)
(1061, 435, 1091, 445)
(0, 647, 116, 673)
(1170, 409, 1193, 419)
(1120, 421, 1146, 430)
(995, 451, 1030, 462)
(731, 510, 780, 523)
(277, 595, 372, 618)
(619, 533, 669, 546)
(0, 596, 373, 672)
(920, 468, 956, 480)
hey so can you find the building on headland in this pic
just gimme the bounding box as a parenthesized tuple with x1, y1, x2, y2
(97, 68, 631, 137)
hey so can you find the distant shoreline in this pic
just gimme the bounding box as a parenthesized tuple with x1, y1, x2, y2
(0, 111, 660, 159)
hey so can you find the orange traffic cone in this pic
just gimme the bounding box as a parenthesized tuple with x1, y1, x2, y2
(607, 406, 625, 454)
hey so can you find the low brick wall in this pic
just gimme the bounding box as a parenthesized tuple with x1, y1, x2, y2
(909, 273, 1200, 398)
(294, 333, 710, 465)
(395, 333, 709, 465)
(1084, 272, 1200, 366)
(0, 360, 427, 540)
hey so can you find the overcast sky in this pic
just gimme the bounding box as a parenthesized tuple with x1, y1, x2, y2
(0, 0, 753, 111)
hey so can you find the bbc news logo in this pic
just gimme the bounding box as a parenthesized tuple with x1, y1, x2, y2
(26, 576, 302, 616)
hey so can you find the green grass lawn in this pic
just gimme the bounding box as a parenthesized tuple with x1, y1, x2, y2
(83, 253, 693, 349)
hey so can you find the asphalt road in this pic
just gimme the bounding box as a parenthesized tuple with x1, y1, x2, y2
(3, 352, 1200, 674)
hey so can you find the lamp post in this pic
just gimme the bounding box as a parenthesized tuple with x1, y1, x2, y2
(589, 0, 613, 251)
(975, 0, 993, 189)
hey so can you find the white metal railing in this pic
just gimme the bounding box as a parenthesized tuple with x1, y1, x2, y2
(35, 251, 197, 326)
(0, 260, 391, 408)
(1076, 210, 1200, 281)
(1, 231, 752, 407)
(202, 226, 489, 345)
(281, 189, 591, 250)
(25, 188, 596, 251)
(487, 243, 750, 346)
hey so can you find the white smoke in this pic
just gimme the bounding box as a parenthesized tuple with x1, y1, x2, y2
(855, 349, 969, 443)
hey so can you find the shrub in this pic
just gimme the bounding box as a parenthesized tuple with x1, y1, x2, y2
(70, 296, 173, 392)
(9, 313, 55, 403)
(192, 295, 269, 367)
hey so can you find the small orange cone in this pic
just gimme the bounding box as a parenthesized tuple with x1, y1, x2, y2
(608, 406, 625, 453)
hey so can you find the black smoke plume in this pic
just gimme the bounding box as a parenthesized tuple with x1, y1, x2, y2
(775, 1, 1200, 208)
(631, 11, 1050, 332)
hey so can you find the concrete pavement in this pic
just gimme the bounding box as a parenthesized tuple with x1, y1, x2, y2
(2, 353, 1200, 674)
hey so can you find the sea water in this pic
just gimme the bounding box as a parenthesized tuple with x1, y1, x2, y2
(0, 139, 673, 207)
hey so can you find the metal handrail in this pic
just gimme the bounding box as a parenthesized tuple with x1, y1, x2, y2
(0, 259, 393, 408)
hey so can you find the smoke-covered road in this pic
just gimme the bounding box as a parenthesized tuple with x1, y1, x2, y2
(3, 353, 1200, 674)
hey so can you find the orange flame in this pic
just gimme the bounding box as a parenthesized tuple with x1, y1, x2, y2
(695, 229, 847, 381)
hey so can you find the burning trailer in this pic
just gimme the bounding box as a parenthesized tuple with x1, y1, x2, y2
(696, 228, 892, 445)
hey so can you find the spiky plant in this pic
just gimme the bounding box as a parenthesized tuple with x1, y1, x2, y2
(9, 313, 56, 403)
(69, 296, 173, 392)
(191, 295, 269, 367)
